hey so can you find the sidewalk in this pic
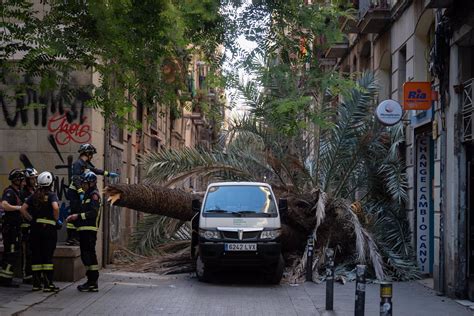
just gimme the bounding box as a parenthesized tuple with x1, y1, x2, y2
(0, 280, 71, 316)
(15, 270, 474, 315)
(302, 280, 473, 315)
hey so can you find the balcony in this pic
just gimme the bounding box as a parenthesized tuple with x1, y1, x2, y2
(425, 0, 453, 8)
(341, 17, 359, 33)
(325, 40, 349, 59)
(190, 102, 202, 117)
(358, 0, 391, 34)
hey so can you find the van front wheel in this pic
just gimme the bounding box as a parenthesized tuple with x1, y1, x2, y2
(265, 254, 284, 285)
(196, 254, 211, 282)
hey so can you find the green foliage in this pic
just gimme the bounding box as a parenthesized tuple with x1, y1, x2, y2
(221, 0, 356, 138)
(1, 0, 225, 128)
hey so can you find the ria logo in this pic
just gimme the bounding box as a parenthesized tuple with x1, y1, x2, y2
(407, 89, 427, 100)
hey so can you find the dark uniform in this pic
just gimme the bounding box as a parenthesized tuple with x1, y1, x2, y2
(19, 186, 35, 283)
(67, 159, 107, 243)
(26, 191, 59, 291)
(0, 186, 22, 285)
(76, 186, 101, 289)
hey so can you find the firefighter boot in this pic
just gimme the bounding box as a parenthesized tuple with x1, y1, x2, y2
(77, 282, 98, 292)
(32, 272, 43, 291)
(42, 271, 59, 293)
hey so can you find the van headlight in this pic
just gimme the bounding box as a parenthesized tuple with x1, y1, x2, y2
(199, 229, 221, 240)
(260, 229, 281, 240)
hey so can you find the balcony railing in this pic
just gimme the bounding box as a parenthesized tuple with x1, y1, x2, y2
(359, 0, 390, 18)
(425, 0, 453, 8)
(325, 39, 349, 59)
(358, 0, 391, 34)
(462, 78, 474, 143)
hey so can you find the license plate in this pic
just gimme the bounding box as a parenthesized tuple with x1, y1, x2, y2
(225, 243, 257, 251)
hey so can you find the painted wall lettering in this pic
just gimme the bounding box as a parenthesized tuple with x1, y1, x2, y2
(416, 135, 432, 273)
(0, 89, 89, 128)
(47, 113, 91, 145)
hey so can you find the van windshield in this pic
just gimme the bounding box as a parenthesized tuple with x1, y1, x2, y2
(203, 185, 277, 217)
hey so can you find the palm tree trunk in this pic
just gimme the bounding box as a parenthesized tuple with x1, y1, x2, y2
(105, 184, 196, 221)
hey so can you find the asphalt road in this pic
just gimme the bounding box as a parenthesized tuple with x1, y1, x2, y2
(15, 270, 474, 316)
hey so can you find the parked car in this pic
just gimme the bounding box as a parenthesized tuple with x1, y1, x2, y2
(191, 182, 287, 284)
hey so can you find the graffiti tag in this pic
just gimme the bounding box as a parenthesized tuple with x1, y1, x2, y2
(47, 113, 91, 145)
(1, 89, 89, 128)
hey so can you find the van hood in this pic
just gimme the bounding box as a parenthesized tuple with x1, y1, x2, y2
(200, 217, 281, 230)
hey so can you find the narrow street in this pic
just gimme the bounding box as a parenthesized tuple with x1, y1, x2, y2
(3, 0, 474, 314)
(11, 270, 472, 316)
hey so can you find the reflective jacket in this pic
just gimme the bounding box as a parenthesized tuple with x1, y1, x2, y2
(70, 158, 107, 193)
(1, 186, 22, 225)
(76, 188, 101, 232)
(25, 192, 59, 227)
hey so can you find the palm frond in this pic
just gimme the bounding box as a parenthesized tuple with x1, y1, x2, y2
(345, 201, 385, 280)
(313, 191, 327, 234)
(141, 146, 257, 184)
(318, 72, 378, 193)
(131, 215, 188, 255)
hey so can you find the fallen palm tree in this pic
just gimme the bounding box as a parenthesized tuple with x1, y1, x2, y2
(105, 73, 419, 281)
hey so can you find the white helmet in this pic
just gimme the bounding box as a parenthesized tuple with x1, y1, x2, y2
(37, 171, 54, 187)
(24, 168, 39, 178)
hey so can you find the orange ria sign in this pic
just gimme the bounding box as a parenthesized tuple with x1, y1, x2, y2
(403, 82, 432, 110)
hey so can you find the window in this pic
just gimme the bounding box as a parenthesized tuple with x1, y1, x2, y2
(203, 185, 277, 217)
(398, 46, 407, 102)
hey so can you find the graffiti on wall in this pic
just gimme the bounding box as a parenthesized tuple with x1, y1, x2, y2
(1, 85, 95, 235)
(1, 89, 91, 145)
(48, 113, 91, 145)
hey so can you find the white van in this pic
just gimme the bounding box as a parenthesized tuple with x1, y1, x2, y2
(192, 182, 287, 284)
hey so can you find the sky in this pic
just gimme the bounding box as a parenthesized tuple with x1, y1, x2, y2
(222, 0, 260, 121)
(223, 35, 257, 121)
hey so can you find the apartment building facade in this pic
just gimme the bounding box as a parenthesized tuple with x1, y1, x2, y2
(326, 0, 474, 299)
(0, 3, 223, 276)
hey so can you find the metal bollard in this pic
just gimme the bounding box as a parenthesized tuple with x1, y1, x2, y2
(306, 235, 314, 282)
(380, 282, 393, 316)
(325, 248, 335, 311)
(354, 265, 366, 316)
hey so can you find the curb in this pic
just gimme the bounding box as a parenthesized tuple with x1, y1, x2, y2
(0, 282, 74, 316)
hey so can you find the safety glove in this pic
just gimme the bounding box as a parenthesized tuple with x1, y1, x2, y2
(56, 219, 63, 230)
(108, 172, 119, 178)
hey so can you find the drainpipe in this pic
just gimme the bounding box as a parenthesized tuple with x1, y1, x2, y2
(102, 121, 110, 266)
(436, 8, 446, 296)
(438, 108, 446, 296)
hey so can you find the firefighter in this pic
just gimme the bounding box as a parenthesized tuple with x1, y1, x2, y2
(66, 144, 118, 245)
(19, 167, 38, 284)
(0, 169, 25, 287)
(21, 171, 60, 292)
(66, 171, 100, 292)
